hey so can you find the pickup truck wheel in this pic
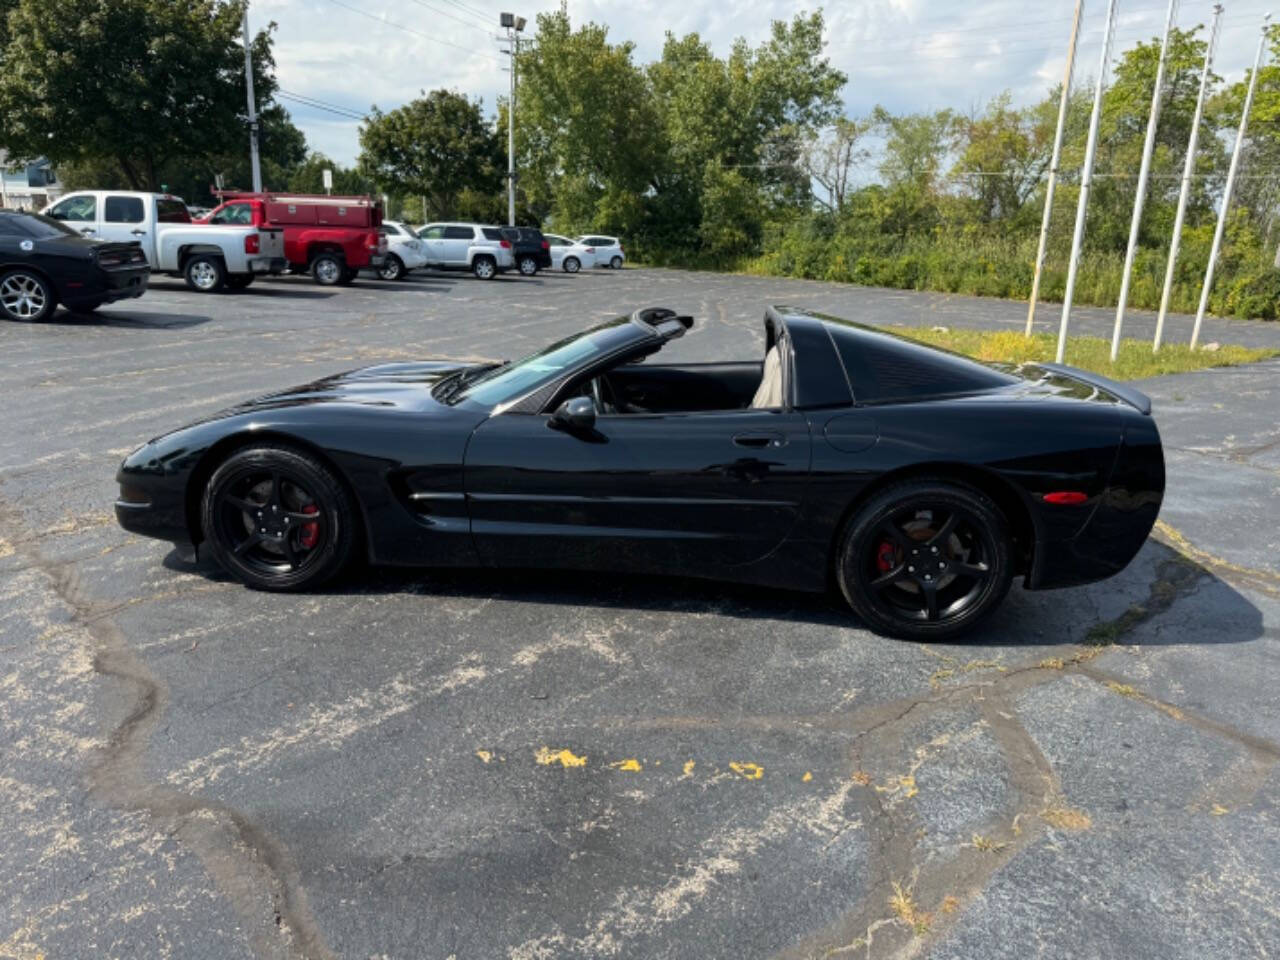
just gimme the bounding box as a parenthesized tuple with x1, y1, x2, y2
(225, 274, 255, 290)
(184, 255, 226, 293)
(311, 253, 345, 286)
(563, 256, 580, 274)
(472, 255, 496, 280)
(518, 255, 539, 276)
(0, 270, 56, 322)
(378, 255, 405, 281)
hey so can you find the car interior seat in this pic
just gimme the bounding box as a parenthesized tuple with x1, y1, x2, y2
(750, 345, 783, 408)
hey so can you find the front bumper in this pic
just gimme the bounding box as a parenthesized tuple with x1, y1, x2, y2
(250, 257, 288, 275)
(115, 463, 193, 547)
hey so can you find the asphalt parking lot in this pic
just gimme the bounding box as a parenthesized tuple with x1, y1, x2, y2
(2, 266, 1279, 960)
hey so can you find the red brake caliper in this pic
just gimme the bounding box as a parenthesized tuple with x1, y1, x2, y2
(876, 541, 896, 573)
(299, 504, 320, 549)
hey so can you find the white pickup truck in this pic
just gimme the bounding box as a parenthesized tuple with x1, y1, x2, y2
(42, 191, 286, 292)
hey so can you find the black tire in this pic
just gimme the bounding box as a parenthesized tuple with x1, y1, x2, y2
(184, 254, 226, 293)
(201, 445, 359, 592)
(563, 256, 580, 274)
(518, 255, 539, 276)
(378, 255, 405, 281)
(836, 478, 1013, 641)
(472, 255, 497, 280)
(311, 252, 345, 286)
(0, 270, 57, 321)
(225, 274, 255, 290)
(610, 255, 623, 269)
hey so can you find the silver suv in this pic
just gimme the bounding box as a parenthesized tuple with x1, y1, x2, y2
(414, 222, 516, 279)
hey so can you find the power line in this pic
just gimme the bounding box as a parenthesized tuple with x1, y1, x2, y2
(277, 89, 368, 121)
(401, 0, 493, 35)
(437, 0, 491, 24)
(324, 0, 502, 62)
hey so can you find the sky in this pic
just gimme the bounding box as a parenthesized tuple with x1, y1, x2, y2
(253, 0, 1277, 166)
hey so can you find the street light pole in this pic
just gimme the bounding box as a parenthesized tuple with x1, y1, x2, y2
(242, 5, 263, 193)
(501, 12, 526, 227)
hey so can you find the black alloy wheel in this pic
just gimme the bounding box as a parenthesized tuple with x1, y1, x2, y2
(201, 445, 357, 591)
(838, 479, 1012, 640)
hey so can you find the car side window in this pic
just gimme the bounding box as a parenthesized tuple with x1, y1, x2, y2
(48, 196, 96, 222)
(418, 225, 445, 239)
(445, 226, 475, 240)
(480, 227, 504, 241)
(104, 196, 145, 223)
(211, 204, 251, 225)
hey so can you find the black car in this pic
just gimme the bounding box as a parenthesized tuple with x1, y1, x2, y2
(0, 209, 149, 321)
(501, 226, 552, 276)
(115, 305, 1164, 640)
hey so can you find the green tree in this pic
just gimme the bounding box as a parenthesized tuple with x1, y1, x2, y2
(0, 0, 281, 190)
(287, 152, 371, 195)
(358, 89, 501, 220)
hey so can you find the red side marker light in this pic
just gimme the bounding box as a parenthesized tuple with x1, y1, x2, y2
(1043, 491, 1088, 505)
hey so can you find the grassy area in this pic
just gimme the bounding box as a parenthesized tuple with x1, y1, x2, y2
(881, 326, 1280, 380)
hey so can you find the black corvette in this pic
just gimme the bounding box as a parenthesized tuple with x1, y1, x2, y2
(116, 306, 1164, 639)
(0, 209, 148, 321)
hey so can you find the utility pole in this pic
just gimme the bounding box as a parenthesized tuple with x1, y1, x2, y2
(1192, 13, 1271, 349)
(1057, 0, 1119, 364)
(242, 5, 263, 193)
(1111, 0, 1179, 361)
(1026, 0, 1084, 337)
(1154, 4, 1222, 352)
(500, 13, 526, 227)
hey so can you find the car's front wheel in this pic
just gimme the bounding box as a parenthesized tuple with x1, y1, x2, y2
(378, 255, 405, 281)
(184, 255, 225, 293)
(472, 255, 496, 279)
(201, 445, 358, 591)
(563, 256, 580, 274)
(836, 479, 1013, 640)
(518, 255, 539, 276)
(0, 270, 57, 322)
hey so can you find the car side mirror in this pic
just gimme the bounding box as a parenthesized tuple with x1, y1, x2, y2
(550, 396, 596, 432)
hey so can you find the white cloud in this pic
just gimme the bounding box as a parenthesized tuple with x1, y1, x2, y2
(259, 0, 1276, 165)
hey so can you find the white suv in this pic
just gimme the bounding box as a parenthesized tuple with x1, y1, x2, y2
(415, 222, 515, 279)
(576, 234, 625, 269)
(376, 221, 428, 281)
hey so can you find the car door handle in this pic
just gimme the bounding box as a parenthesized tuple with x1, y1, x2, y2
(733, 432, 786, 449)
(131, 229, 147, 236)
(79, 228, 95, 235)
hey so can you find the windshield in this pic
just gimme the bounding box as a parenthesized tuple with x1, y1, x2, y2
(449, 317, 643, 407)
(3, 212, 78, 239)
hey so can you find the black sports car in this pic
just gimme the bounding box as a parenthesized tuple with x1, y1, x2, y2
(0, 209, 148, 321)
(116, 306, 1164, 639)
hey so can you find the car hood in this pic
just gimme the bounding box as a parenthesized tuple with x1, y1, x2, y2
(220, 360, 479, 415)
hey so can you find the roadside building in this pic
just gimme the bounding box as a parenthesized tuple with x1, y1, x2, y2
(0, 151, 61, 210)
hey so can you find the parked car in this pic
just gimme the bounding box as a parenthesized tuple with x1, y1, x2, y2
(198, 193, 387, 286)
(414, 223, 514, 279)
(543, 234, 597, 273)
(576, 234, 625, 269)
(499, 226, 552, 276)
(44, 191, 286, 293)
(114, 305, 1164, 640)
(376, 221, 428, 281)
(1, 208, 149, 321)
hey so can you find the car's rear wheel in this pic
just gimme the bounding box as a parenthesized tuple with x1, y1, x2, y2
(563, 256, 580, 274)
(184, 255, 225, 293)
(378, 255, 405, 281)
(311, 253, 345, 286)
(0, 270, 56, 322)
(201, 445, 358, 592)
(610, 255, 623, 269)
(836, 479, 1012, 640)
(225, 274, 254, 290)
(518, 255, 538, 276)
(472, 255, 496, 280)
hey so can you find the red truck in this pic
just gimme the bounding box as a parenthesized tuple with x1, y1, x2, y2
(197, 192, 387, 285)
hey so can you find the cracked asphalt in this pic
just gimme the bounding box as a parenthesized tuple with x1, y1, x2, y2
(2, 267, 1278, 959)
